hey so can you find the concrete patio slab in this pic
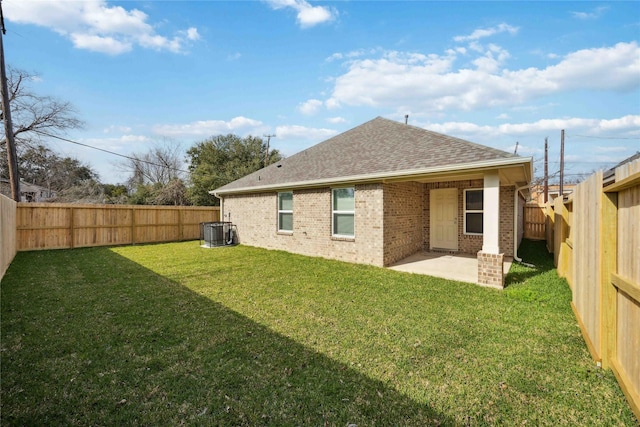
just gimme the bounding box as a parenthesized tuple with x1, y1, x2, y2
(388, 252, 513, 285)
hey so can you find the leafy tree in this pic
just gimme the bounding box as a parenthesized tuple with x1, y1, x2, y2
(18, 144, 99, 194)
(127, 184, 154, 205)
(103, 184, 129, 204)
(187, 134, 282, 206)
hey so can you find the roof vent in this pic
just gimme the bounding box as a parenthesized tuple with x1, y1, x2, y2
(404, 114, 409, 124)
(277, 164, 282, 168)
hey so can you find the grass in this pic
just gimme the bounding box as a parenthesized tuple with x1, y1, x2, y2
(1, 239, 636, 426)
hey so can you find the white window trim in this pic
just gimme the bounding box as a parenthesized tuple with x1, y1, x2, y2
(278, 191, 293, 233)
(331, 187, 355, 238)
(464, 188, 483, 236)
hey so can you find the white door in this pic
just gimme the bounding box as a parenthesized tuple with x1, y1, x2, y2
(430, 188, 458, 250)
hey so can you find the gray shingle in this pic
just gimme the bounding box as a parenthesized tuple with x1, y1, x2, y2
(214, 117, 518, 193)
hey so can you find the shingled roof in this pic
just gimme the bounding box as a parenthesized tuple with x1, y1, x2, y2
(214, 117, 529, 195)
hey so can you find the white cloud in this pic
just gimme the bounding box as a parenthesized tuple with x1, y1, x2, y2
(571, 6, 609, 20)
(184, 27, 200, 41)
(425, 115, 640, 140)
(264, 0, 337, 28)
(275, 125, 338, 140)
(327, 116, 347, 124)
(594, 146, 628, 153)
(70, 33, 132, 55)
(227, 52, 242, 61)
(103, 125, 133, 134)
(326, 48, 381, 62)
(298, 99, 323, 115)
(453, 23, 519, 43)
(4, 0, 200, 55)
(153, 117, 268, 138)
(324, 42, 640, 112)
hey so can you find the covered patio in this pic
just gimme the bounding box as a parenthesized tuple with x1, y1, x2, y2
(389, 251, 513, 286)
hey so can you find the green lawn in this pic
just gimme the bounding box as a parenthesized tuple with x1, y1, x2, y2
(1, 240, 636, 426)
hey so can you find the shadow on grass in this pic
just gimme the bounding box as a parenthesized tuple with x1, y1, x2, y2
(504, 239, 555, 288)
(1, 248, 451, 426)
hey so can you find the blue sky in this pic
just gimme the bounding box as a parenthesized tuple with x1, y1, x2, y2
(4, 0, 640, 185)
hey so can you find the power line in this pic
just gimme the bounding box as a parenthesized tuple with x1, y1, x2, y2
(33, 130, 191, 174)
(569, 134, 640, 140)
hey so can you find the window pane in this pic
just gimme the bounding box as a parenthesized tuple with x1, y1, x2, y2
(334, 213, 354, 236)
(466, 190, 483, 211)
(333, 188, 354, 211)
(279, 212, 293, 231)
(466, 212, 483, 234)
(279, 192, 293, 210)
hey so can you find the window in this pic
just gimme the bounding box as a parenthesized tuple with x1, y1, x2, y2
(464, 189, 483, 235)
(278, 192, 293, 232)
(332, 187, 355, 237)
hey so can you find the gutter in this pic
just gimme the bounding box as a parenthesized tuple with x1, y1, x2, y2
(513, 183, 530, 262)
(210, 156, 533, 196)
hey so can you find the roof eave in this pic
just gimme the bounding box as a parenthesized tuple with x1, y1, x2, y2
(211, 157, 533, 196)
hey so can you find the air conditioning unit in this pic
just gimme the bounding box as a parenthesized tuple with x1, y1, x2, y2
(200, 222, 237, 248)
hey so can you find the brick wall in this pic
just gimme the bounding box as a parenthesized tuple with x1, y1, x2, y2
(222, 184, 385, 266)
(499, 186, 515, 257)
(223, 178, 519, 267)
(383, 182, 424, 265)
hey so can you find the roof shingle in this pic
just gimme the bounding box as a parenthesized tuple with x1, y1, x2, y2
(214, 116, 520, 194)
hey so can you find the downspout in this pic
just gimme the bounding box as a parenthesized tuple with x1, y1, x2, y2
(213, 192, 224, 222)
(513, 184, 529, 262)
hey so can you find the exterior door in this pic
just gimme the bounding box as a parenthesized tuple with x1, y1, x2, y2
(430, 188, 458, 250)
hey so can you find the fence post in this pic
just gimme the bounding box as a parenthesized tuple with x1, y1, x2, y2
(69, 206, 75, 249)
(600, 191, 617, 370)
(131, 207, 136, 245)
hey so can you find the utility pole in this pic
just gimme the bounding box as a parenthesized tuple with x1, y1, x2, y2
(544, 138, 548, 204)
(0, 0, 19, 201)
(263, 134, 275, 168)
(559, 129, 565, 200)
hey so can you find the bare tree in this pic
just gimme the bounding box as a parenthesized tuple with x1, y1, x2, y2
(1, 67, 83, 146)
(120, 140, 186, 189)
(1, 67, 83, 178)
(119, 140, 190, 205)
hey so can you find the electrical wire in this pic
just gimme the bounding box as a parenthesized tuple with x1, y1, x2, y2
(569, 134, 639, 140)
(33, 129, 191, 174)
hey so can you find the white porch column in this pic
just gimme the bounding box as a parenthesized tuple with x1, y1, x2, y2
(482, 172, 500, 254)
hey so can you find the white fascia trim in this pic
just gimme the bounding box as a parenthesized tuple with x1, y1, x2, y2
(210, 156, 533, 196)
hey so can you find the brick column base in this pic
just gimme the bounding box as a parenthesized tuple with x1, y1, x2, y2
(477, 251, 504, 289)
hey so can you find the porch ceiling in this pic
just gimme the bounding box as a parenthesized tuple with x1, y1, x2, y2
(384, 164, 530, 188)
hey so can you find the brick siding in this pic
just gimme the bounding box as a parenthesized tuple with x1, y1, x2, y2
(383, 182, 424, 265)
(222, 179, 518, 268)
(223, 184, 385, 266)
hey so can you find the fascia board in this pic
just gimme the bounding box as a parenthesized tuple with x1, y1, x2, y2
(211, 156, 533, 196)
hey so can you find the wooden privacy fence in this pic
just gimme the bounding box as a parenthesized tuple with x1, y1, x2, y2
(0, 194, 17, 280)
(550, 159, 640, 420)
(523, 203, 546, 240)
(16, 203, 220, 251)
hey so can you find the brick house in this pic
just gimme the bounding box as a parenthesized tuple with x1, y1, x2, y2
(212, 117, 533, 288)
